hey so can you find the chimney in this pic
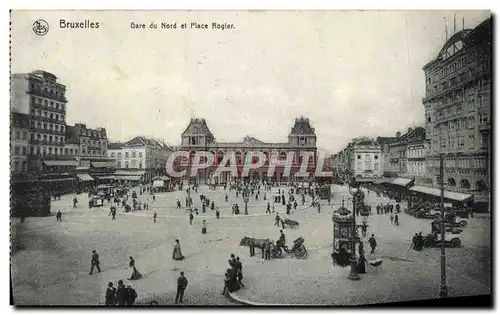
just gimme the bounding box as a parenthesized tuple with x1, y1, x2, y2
(396, 132, 401, 138)
(408, 127, 413, 133)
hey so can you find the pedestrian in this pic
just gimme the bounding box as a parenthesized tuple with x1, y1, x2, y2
(236, 257, 244, 288)
(189, 212, 194, 225)
(358, 242, 365, 256)
(368, 234, 377, 254)
(390, 214, 394, 224)
(264, 240, 272, 260)
(128, 256, 142, 280)
(281, 219, 286, 230)
(172, 239, 185, 261)
(73, 196, 78, 209)
(116, 280, 127, 306)
(56, 210, 62, 222)
(266, 202, 271, 214)
(202, 220, 207, 234)
(175, 271, 188, 304)
(89, 250, 101, 275)
(153, 211, 157, 223)
(274, 213, 280, 226)
(317, 203, 321, 213)
(216, 209, 220, 219)
(125, 285, 137, 305)
(105, 282, 116, 306)
(249, 238, 255, 257)
(394, 213, 399, 226)
(225, 194, 228, 202)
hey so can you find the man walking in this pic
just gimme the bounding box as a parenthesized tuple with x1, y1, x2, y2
(175, 271, 188, 304)
(153, 211, 157, 223)
(394, 213, 399, 226)
(189, 212, 194, 225)
(89, 250, 101, 275)
(266, 202, 271, 214)
(56, 210, 62, 222)
(368, 234, 377, 254)
(274, 213, 280, 227)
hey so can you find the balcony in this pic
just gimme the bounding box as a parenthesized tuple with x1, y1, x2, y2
(34, 115, 64, 124)
(478, 122, 490, 131)
(29, 127, 66, 135)
(28, 88, 68, 103)
(31, 102, 66, 113)
(29, 139, 65, 146)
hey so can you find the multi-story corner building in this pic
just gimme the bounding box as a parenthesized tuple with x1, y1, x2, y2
(387, 127, 427, 183)
(107, 136, 174, 182)
(344, 138, 382, 178)
(65, 123, 113, 184)
(10, 112, 30, 174)
(178, 117, 318, 183)
(11, 70, 77, 193)
(422, 17, 491, 204)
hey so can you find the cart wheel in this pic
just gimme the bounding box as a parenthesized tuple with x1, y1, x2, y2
(273, 247, 283, 258)
(415, 211, 423, 218)
(451, 238, 461, 248)
(295, 245, 307, 259)
(459, 221, 468, 228)
(423, 239, 433, 248)
(434, 213, 441, 219)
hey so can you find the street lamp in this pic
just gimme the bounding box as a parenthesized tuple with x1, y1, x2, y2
(243, 188, 249, 215)
(347, 178, 360, 281)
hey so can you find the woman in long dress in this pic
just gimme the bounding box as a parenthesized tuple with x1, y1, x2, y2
(128, 256, 142, 280)
(356, 253, 368, 274)
(173, 239, 185, 261)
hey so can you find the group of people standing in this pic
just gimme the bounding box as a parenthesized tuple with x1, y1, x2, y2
(222, 254, 244, 295)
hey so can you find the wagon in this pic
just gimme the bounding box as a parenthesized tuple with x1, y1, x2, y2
(283, 219, 299, 228)
(423, 233, 462, 248)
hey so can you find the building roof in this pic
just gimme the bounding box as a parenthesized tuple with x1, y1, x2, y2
(424, 16, 491, 70)
(390, 127, 426, 147)
(107, 142, 124, 150)
(376, 136, 397, 145)
(290, 117, 315, 135)
(181, 118, 215, 138)
(123, 136, 175, 150)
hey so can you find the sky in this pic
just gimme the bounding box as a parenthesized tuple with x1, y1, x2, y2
(10, 10, 491, 154)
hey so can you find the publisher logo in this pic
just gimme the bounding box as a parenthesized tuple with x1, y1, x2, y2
(33, 19, 49, 36)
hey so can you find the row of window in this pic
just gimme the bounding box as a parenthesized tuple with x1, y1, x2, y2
(110, 151, 144, 158)
(82, 139, 106, 147)
(31, 96, 65, 110)
(433, 132, 489, 151)
(13, 130, 28, 141)
(356, 154, 379, 160)
(31, 120, 65, 133)
(31, 108, 65, 121)
(11, 159, 27, 172)
(435, 117, 474, 133)
(32, 133, 65, 143)
(30, 83, 65, 99)
(427, 156, 488, 169)
(116, 161, 143, 169)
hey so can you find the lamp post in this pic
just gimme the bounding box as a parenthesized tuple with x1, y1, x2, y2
(243, 188, 249, 215)
(347, 179, 360, 281)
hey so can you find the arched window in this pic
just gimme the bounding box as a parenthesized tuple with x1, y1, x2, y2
(476, 180, 488, 191)
(460, 179, 471, 189)
(447, 178, 456, 187)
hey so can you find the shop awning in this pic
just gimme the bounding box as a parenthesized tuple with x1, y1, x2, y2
(43, 160, 78, 166)
(41, 178, 77, 183)
(391, 177, 415, 187)
(152, 176, 170, 181)
(76, 174, 94, 181)
(91, 161, 116, 168)
(115, 170, 145, 176)
(409, 186, 473, 202)
(98, 176, 116, 180)
(119, 175, 142, 181)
